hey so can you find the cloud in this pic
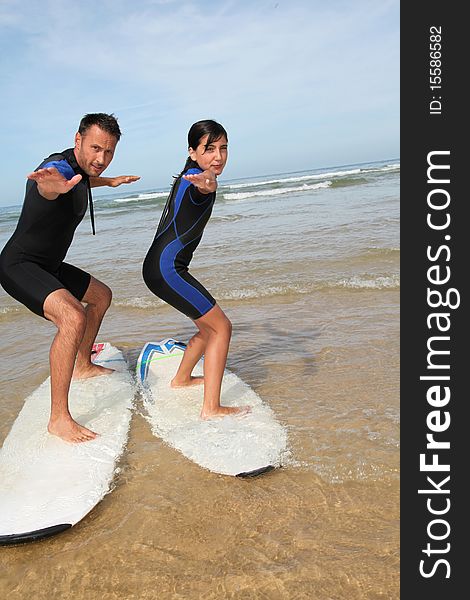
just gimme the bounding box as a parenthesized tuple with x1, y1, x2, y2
(4, 1, 398, 112)
(0, 0, 399, 204)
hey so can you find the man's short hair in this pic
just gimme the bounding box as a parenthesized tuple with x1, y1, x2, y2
(78, 113, 121, 141)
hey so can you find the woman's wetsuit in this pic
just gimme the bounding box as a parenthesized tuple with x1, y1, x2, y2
(142, 167, 216, 320)
(0, 149, 92, 317)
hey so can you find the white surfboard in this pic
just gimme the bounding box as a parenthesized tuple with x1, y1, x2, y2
(0, 343, 134, 545)
(136, 339, 287, 477)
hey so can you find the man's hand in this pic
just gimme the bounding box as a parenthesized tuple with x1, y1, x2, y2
(182, 170, 217, 194)
(89, 175, 141, 188)
(27, 167, 82, 200)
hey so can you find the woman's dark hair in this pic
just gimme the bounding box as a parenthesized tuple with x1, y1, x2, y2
(78, 113, 122, 141)
(182, 119, 228, 172)
(156, 120, 228, 234)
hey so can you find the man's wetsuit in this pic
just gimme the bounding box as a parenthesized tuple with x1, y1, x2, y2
(0, 148, 92, 317)
(142, 167, 216, 320)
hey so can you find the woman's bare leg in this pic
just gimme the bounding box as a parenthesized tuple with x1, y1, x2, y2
(171, 330, 207, 387)
(195, 304, 251, 419)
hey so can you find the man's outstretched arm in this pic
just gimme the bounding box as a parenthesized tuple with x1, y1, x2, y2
(89, 175, 140, 188)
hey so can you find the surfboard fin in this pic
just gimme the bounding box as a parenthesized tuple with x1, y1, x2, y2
(0, 523, 72, 546)
(236, 465, 276, 478)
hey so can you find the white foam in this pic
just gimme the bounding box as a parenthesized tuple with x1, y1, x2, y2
(219, 285, 307, 300)
(223, 163, 399, 191)
(113, 191, 168, 203)
(378, 163, 400, 171)
(114, 297, 164, 309)
(225, 169, 362, 189)
(337, 275, 400, 289)
(0, 305, 22, 315)
(224, 181, 331, 200)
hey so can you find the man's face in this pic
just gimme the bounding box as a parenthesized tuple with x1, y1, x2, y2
(74, 125, 118, 177)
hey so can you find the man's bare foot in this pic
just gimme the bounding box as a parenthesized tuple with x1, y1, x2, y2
(200, 405, 252, 420)
(171, 375, 204, 388)
(73, 363, 114, 380)
(48, 416, 98, 443)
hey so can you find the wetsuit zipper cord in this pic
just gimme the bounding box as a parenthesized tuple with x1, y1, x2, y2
(87, 180, 96, 235)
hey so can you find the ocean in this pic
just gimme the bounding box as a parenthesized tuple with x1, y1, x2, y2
(0, 160, 400, 599)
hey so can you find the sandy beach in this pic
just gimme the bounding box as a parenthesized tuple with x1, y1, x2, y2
(0, 161, 399, 599)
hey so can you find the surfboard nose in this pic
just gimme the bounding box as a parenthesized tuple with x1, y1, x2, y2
(136, 339, 187, 384)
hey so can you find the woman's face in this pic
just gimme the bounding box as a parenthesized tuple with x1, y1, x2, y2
(189, 134, 228, 176)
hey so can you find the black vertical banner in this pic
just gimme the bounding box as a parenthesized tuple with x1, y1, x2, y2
(401, 4, 466, 598)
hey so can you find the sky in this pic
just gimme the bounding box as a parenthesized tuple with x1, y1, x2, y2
(0, 0, 399, 207)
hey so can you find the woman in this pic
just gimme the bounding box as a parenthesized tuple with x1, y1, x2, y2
(143, 120, 250, 419)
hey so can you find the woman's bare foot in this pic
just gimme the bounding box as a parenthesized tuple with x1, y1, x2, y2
(171, 375, 204, 388)
(73, 363, 114, 380)
(48, 415, 98, 443)
(200, 405, 251, 420)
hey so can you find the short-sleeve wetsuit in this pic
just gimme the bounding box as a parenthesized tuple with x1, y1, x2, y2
(142, 167, 216, 320)
(0, 148, 92, 317)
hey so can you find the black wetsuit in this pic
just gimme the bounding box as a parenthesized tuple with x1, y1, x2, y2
(0, 149, 92, 317)
(142, 167, 216, 320)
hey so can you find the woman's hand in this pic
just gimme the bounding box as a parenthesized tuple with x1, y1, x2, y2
(183, 170, 217, 194)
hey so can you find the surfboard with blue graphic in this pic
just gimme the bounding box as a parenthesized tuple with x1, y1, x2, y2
(0, 343, 134, 545)
(136, 339, 287, 477)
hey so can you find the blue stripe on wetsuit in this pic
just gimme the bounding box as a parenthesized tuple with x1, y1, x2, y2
(151, 168, 202, 244)
(41, 160, 76, 181)
(159, 171, 214, 315)
(159, 236, 213, 315)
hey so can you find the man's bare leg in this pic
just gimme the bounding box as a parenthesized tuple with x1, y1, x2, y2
(196, 304, 251, 419)
(171, 331, 207, 388)
(43, 289, 97, 443)
(73, 276, 113, 379)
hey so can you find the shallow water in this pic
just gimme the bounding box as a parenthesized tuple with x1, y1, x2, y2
(0, 161, 399, 599)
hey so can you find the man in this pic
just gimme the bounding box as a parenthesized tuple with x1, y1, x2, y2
(0, 113, 140, 443)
